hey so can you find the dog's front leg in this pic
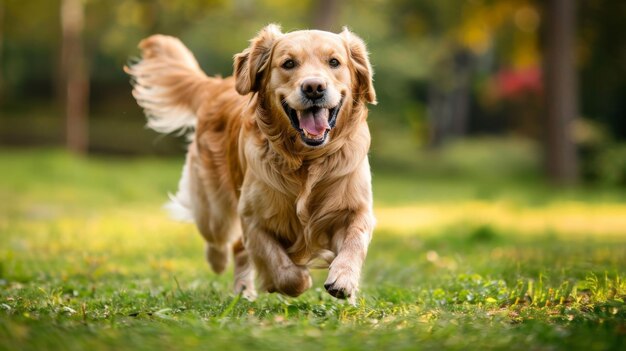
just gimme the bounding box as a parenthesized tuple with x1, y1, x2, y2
(324, 211, 374, 304)
(243, 220, 312, 297)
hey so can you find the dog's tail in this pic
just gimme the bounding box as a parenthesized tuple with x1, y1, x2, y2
(124, 35, 209, 135)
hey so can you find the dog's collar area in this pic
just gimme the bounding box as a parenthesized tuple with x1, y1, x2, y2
(281, 99, 342, 147)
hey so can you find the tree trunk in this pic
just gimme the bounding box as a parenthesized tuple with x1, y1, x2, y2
(311, 0, 340, 31)
(427, 48, 472, 148)
(61, 0, 89, 154)
(543, 0, 578, 184)
(0, 1, 4, 104)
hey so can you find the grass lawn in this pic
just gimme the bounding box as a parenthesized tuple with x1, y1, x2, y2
(0, 148, 625, 350)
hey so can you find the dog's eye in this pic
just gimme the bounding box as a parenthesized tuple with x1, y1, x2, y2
(281, 59, 296, 70)
(329, 58, 340, 68)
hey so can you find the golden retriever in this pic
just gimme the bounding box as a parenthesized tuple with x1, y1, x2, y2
(125, 24, 376, 303)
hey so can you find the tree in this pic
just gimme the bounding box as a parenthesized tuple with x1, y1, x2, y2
(427, 47, 473, 147)
(311, 0, 340, 31)
(0, 1, 4, 104)
(61, 0, 89, 154)
(542, 0, 579, 184)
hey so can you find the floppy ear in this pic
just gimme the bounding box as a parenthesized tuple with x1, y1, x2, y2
(340, 27, 377, 105)
(233, 24, 283, 95)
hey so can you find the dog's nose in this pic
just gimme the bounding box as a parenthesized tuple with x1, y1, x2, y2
(301, 78, 327, 100)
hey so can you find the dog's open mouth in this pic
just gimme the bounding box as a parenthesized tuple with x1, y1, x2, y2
(282, 100, 342, 147)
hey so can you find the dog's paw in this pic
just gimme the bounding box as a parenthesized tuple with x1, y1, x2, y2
(273, 266, 312, 297)
(235, 282, 258, 301)
(206, 244, 229, 274)
(234, 276, 257, 301)
(324, 263, 359, 303)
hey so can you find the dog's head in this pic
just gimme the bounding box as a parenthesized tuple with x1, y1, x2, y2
(233, 24, 376, 148)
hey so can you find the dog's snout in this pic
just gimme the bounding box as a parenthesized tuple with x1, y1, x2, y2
(301, 78, 327, 100)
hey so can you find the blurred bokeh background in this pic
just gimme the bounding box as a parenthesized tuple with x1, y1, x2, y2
(1, 0, 625, 185)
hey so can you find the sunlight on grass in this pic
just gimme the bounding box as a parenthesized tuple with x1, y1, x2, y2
(375, 201, 626, 238)
(1, 206, 203, 279)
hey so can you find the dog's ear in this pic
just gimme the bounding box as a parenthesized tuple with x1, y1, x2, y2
(233, 24, 283, 95)
(340, 27, 377, 105)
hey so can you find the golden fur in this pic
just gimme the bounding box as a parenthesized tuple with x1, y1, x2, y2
(125, 25, 376, 302)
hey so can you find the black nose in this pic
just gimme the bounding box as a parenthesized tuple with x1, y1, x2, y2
(301, 78, 327, 100)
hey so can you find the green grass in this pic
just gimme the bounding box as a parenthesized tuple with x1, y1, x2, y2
(1, 147, 625, 351)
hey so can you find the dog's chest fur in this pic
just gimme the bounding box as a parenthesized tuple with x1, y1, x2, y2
(237, 131, 372, 264)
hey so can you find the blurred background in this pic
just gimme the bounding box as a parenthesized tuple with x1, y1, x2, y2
(1, 0, 625, 185)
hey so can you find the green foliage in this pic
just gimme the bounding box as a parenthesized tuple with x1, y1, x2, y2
(577, 120, 626, 185)
(370, 135, 541, 179)
(1, 149, 625, 350)
(3, 0, 626, 167)
(593, 143, 626, 186)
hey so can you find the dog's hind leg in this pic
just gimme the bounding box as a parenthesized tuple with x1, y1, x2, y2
(194, 204, 238, 274)
(192, 191, 239, 274)
(181, 150, 241, 274)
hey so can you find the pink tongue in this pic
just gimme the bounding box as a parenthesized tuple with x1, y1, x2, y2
(299, 108, 330, 136)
